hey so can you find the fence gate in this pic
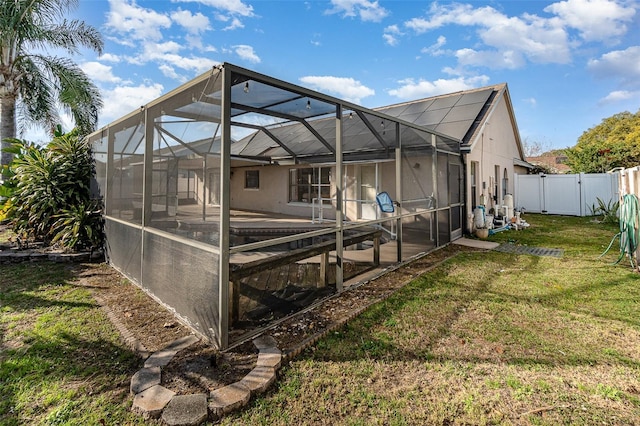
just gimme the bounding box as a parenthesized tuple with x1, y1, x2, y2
(514, 173, 619, 216)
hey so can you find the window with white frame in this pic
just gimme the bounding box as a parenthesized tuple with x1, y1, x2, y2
(289, 167, 331, 204)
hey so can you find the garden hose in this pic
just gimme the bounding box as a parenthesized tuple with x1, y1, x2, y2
(600, 194, 639, 269)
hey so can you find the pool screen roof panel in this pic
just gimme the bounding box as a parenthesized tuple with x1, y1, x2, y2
(90, 63, 462, 163)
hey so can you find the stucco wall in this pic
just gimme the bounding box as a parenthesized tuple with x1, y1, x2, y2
(465, 94, 523, 227)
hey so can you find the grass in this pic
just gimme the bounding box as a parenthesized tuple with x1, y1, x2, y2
(221, 214, 640, 425)
(1, 214, 638, 425)
(0, 262, 149, 425)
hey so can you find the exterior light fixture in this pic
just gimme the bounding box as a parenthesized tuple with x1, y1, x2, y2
(244, 82, 249, 93)
(349, 112, 353, 119)
(306, 99, 311, 110)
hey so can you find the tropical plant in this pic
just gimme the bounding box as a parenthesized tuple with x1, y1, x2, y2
(0, 0, 104, 169)
(589, 197, 620, 224)
(0, 128, 103, 251)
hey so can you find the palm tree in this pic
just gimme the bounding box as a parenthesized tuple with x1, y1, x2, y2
(0, 0, 104, 169)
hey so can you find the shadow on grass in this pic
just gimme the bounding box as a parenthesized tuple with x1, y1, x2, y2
(305, 251, 640, 371)
(0, 262, 141, 425)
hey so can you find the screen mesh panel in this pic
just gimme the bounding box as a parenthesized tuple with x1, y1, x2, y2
(437, 209, 450, 245)
(401, 137, 434, 212)
(401, 211, 435, 260)
(105, 219, 142, 283)
(142, 232, 220, 344)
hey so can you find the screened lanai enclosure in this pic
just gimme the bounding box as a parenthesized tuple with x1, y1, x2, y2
(89, 63, 464, 349)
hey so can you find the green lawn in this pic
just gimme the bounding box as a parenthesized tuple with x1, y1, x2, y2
(1, 214, 639, 425)
(222, 214, 640, 425)
(0, 263, 149, 425)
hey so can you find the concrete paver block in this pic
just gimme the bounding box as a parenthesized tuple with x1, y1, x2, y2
(161, 393, 208, 426)
(145, 335, 199, 368)
(132, 385, 175, 419)
(144, 347, 179, 368)
(253, 335, 278, 350)
(238, 366, 276, 394)
(256, 347, 282, 369)
(166, 334, 200, 351)
(130, 366, 161, 394)
(209, 382, 251, 419)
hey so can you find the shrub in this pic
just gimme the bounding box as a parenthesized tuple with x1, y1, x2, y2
(0, 128, 103, 251)
(589, 197, 620, 224)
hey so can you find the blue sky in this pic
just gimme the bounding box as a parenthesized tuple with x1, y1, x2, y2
(36, 0, 640, 151)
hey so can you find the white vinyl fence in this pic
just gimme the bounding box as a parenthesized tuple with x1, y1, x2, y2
(514, 172, 619, 216)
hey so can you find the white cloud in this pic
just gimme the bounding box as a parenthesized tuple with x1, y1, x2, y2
(404, 3, 572, 67)
(132, 40, 218, 77)
(598, 90, 640, 104)
(145, 41, 183, 56)
(421, 35, 447, 56)
(100, 83, 165, 124)
(383, 25, 402, 46)
(544, 0, 636, 42)
(299, 76, 375, 104)
(98, 53, 121, 63)
(326, 0, 389, 22)
(383, 34, 398, 46)
(523, 97, 537, 107)
(588, 46, 640, 87)
(171, 9, 211, 34)
(175, 0, 254, 17)
(455, 48, 526, 70)
(223, 17, 244, 30)
(234, 45, 260, 63)
(106, 0, 172, 42)
(387, 75, 490, 99)
(81, 62, 122, 83)
(159, 64, 187, 83)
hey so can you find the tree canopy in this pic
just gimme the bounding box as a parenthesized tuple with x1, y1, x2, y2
(0, 0, 104, 168)
(565, 110, 640, 173)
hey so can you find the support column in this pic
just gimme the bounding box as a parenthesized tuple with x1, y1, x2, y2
(218, 66, 232, 350)
(335, 105, 344, 291)
(395, 123, 402, 262)
(431, 134, 438, 246)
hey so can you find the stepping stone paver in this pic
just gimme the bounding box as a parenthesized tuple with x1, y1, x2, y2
(256, 346, 282, 369)
(144, 335, 199, 368)
(253, 335, 278, 350)
(209, 382, 251, 419)
(238, 366, 276, 394)
(130, 366, 161, 394)
(161, 393, 208, 426)
(132, 385, 175, 419)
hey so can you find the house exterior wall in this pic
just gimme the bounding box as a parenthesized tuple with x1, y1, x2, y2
(464, 94, 524, 230)
(224, 157, 433, 222)
(226, 164, 339, 219)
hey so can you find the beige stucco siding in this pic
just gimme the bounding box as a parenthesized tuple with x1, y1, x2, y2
(465, 94, 523, 226)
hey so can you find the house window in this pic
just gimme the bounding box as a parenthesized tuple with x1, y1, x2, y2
(289, 167, 331, 204)
(502, 168, 508, 198)
(494, 165, 500, 205)
(470, 161, 478, 209)
(245, 170, 259, 189)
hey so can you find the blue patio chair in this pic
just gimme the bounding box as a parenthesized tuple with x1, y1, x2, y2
(376, 191, 395, 213)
